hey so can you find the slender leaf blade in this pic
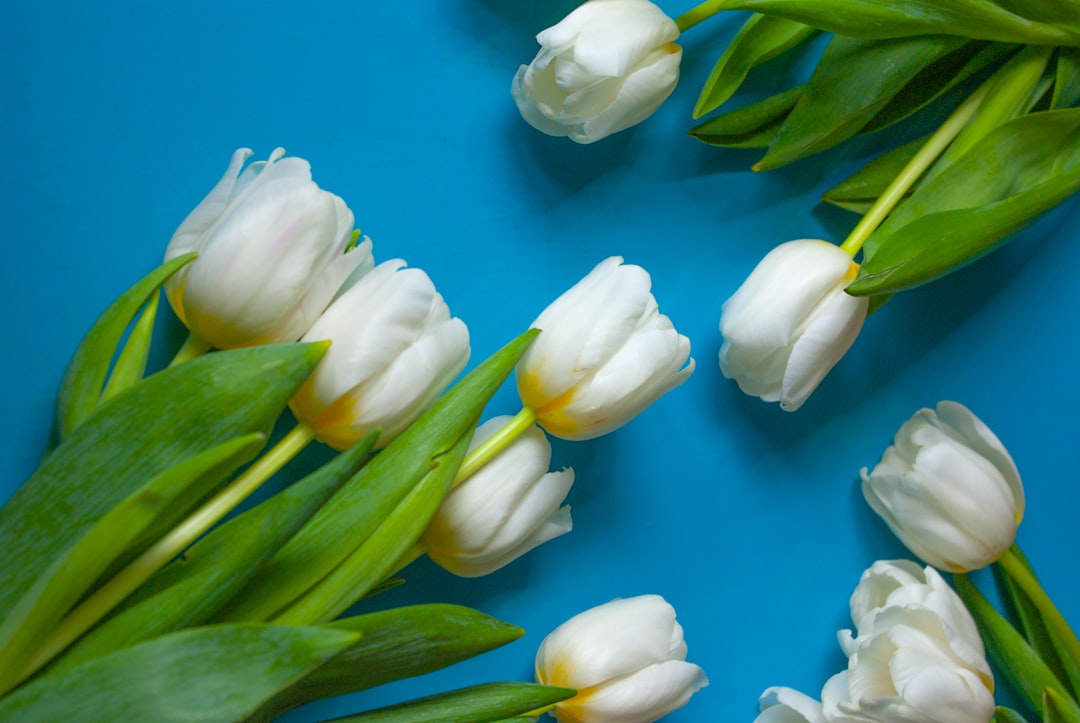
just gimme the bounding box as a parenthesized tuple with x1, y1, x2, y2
(0, 625, 360, 723)
(328, 682, 577, 723)
(822, 134, 928, 213)
(1053, 48, 1080, 109)
(689, 85, 803, 149)
(693, 14, 817, 119)
(55, 252, 196, 438)
(995, 706, 1033, 723)
(99, 291, 159, 402)
(251, 604, 526, 720)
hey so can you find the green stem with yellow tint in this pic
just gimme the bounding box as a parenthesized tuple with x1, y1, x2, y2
(19, 422, 317, 682)
(452, 406, 538, 487)
(838, 81, 992, 258)
(168, 332, 212, 368)
(998, 544, 1080, 670)
(674, 0, 726, 32)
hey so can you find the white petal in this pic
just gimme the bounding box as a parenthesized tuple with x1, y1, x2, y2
(780, 288, 867, 411)
(556, 659, 707, 723)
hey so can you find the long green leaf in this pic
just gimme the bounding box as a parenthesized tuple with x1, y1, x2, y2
(0, 433, 264, 690)
(216, 330, 539, 623)
(850, 108, 1080, 295)
(99, 291, 159, 403)
(689, 85, 803, 148)
(55, 252, 196, 439)
(1053, 48, 1080, 109)
(0, 343, 326, 627)
(328, 682, 577, 723)
(250, 604, 526, 721)
(995, 706, 1033, 723)
(272, 429, 472, 624)
(954, 574, 1079, 715)
(44, 434, 377, 676)
(822, 134, 929, 213)
(756, 34, 970, 170)
(717, 0, 1080, 47)
(0, 624, 360, 723)
(693, 14, 817, 119)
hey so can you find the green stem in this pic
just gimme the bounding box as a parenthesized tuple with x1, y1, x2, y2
(838, 81, 992, 257)
(452, 407, 538, 488)
(20, 423, 316, 681)
(168, 332, 212, 367)
(674, 0, 726, 32)
(998, 544, 1080, 671)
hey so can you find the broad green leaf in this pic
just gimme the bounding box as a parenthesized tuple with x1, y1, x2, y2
(850, 108, 1080, 295)
(329, 682, 577, 723)
(822, 134, 929, 213)
(717, 0, 1080, 47)
(689, 85, 803, 149)
(0, 343, 326, 628)
(756, 34, 970, 170)
(99, 291, 159, 402)
(994, 706, 1033, 723)
(996, 547, 1080, 699)
(0, 433, 264, 692)
(0, 624, 360, 723)
(995, 0, 1080, 27)
(44, 434, 377, 676)
(272, 429, 472, 624)
(1053, 48, 1080, 109)
(693, 14, 817, 119)
(54, 252, 196, 439)
(250, 604, 526, 720)
(1047, 686, 1080, 723)
(954, 574, 1078, 715)
(216, 330, 539, 623)
(859, 42, 1017, 135)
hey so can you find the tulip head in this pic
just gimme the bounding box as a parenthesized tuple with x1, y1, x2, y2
(754, 687, 825, 723)
(423, 416, 574, 577)
(861, 401, 1024, 572)
(516, 257, 694, 441)
(512, 0, 682, 144)
(165, 147, 371, 349)
(824, 564, 995, 723)
(290, 259, 470, 450)
(719, 239, 868, 412)
(535, 594, 708, 723)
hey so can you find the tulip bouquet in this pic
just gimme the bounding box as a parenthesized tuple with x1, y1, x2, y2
(755, 401, 1080, 723)
(0, 148, 708, 721)
(512, 0, 1080, 410)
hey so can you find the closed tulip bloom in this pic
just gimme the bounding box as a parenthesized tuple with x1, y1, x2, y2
(719, 239, 868, 412)
(861, 401, 1024, 572)
(512, 0, 681, 144)
(535, 594, 708, 723)
(843, 561, 984, 660)
(165, 147, 371, 349)
(516, 257, 694, 441)
(823, 606, 994, 723)
(755, 687, 825, 723)
(423, 416, 574, 577)
(290, 260, 470, 450)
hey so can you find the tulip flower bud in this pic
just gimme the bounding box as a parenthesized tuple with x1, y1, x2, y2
(754, 687, 825, 723)
(423, 416, 574, 577)
(718, 239, 868, 412)
(861, 401, 1025, 572)
(823, 562, 994, 723)
(290, 259, 470, 450)
(511, 0, 682, 144)
(164, 147, 372, 349)
(535, 594, 708, 723)
(516, 256, 694, 441)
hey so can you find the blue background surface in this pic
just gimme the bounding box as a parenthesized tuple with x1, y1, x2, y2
(2, 1, 1078, 720)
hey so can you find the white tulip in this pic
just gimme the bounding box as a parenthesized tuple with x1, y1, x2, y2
(511, 0, 682, 144)
(861, 401, 1024, 572)
(165, 147, 371, 349)
(535, 595, 708, 723)
(516, 256, 694, 441)
(755, 687, 826, 723)
(290, 260, 470, 450)
(423, 416, 574, 577)
(823, 605, 994, 723)
(718, 239, 867, 411)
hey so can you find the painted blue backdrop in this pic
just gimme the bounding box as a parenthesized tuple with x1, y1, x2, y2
(2, 1, 1078, 720)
